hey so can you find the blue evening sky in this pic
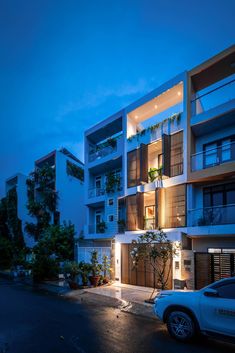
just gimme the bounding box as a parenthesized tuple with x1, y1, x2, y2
(1, 0, 235, 196)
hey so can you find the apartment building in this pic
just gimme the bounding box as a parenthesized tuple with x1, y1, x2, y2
(33, 148, 85, 239)
(80, 45, 235, 289)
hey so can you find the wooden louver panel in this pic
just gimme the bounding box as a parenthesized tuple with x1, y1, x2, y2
(162, 133, 171, 177)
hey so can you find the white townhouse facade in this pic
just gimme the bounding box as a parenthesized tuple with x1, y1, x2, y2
(80, 45, 235, 289)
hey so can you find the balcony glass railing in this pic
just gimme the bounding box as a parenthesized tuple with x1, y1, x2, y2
(191, 141, 235, 172)
(191, 77, 235, 116)
(89, 144, 117, 162)
(188, 204, 235, 227)
(88, 187, 105, 198)
(144, 218, 155, 230)
(88, 223, 107, 234)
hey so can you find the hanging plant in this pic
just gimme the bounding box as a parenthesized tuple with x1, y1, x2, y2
(105, 172, 121, 194)
(107, 137, 117, 148)
(148, 166, 163, 183)
(96, 221, 107, 234)
(66, 161, 84, 181)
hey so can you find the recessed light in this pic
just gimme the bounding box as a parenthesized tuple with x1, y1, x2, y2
(177, 91, 181, 96)
(154, 105, 158, 109)
(135, 115, 138, 120)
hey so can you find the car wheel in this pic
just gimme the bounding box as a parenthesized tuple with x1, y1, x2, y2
(166, 311, 195, 342)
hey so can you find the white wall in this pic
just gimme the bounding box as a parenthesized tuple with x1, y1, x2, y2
(56, 151, 85, 236)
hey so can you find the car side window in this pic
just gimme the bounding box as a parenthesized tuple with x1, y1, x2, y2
(217, 283, 235, 299)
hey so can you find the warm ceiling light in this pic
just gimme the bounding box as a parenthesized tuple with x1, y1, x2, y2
(177, 91, 181, 96)
(135, 115, 138, 120)
(154, 105, 158, 109)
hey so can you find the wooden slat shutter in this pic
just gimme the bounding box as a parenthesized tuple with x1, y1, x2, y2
(126, 195, 137, 230)
(136, 192, 144, 230)
(140, 143, 148, 184)
(158, 187, 165, 228)
(162, 134, 171, 177)
(127, 150, 137, 188)
(155, 188, 159, 229)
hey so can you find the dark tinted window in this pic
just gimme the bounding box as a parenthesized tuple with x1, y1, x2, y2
(217, 283, 235, 299)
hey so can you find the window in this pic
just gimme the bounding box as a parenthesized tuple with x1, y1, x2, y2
(108, 215, 114, 222)
(158, 154, 163, 168)
(221, 139, 232, 162)
(108, 199, 114, 206)
(204, 143, 217, 167)
(203, 183, 235, 207)
(144, 205, 155, 230)
(164, 185, 186, 228)
(95, 176, 102, 189)
(216, 283, 235, 299)
(203, 135, 235, 168)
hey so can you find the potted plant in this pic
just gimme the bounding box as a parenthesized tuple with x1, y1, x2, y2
(96, 221, 107, 234)
(148, 166, 163, 183)
(89, 250, 102, 287)
(78, 261, 91, 287)
(107, 137, 117, 148)
(102, 255, 111, 284)
(63, 261, 79, 289)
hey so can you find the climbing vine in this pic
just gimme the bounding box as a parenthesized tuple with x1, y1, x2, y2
(25, 164, 58, 241)
(127, 113, 181, 142)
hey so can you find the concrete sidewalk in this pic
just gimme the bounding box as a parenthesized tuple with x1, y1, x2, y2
(66, 282, 158, 319)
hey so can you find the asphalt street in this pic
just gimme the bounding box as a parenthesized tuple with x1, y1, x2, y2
(0, 279, 234, 353)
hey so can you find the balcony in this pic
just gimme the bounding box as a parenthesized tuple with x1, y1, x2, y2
(88, 187, 105, 198)
(88, 223, 107, 234)
(89, 144, 117, 162)
(191, 76, 235, 117)
(191, 141, 235, 172)
(188, 204, 235, 227)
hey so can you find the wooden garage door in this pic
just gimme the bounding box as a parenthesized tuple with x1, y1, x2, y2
(121, 244, 172, 289)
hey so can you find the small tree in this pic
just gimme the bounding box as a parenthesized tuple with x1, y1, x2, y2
(32, 223, 75, 280)
(78, 261, 92, 286)
(130, 229, 180, 301)
(90, 250, 102, 277)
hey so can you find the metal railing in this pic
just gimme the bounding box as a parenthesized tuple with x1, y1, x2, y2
(191, 141, 235, 172)
(88, 187, 105, 198)
(191, 77, 235, 116)
(188, 204, 235, 227)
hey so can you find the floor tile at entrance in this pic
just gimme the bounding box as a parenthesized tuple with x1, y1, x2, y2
(85, 282, 157, 304)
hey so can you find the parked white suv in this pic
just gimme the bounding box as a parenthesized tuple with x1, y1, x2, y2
(154, 278, 235, 342)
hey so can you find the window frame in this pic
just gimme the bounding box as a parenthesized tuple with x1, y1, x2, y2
(203, 134, 235, 169)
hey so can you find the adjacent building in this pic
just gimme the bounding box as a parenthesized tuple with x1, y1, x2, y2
(80, 45, 235, 289)
(33, 148, 85, 238)
(5, 148, 85, 248)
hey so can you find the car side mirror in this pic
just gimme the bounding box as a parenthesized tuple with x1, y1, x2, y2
(204, 288, 218, 297)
